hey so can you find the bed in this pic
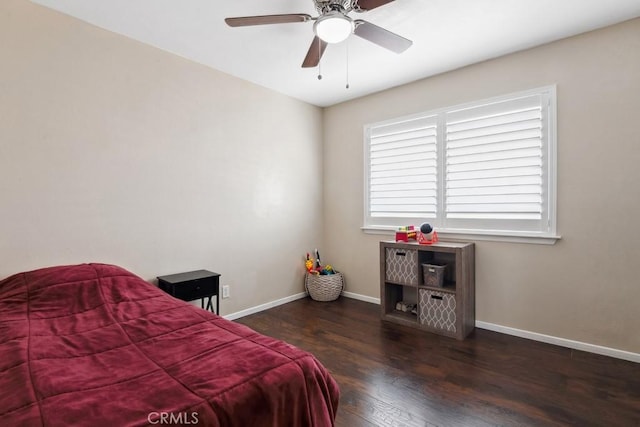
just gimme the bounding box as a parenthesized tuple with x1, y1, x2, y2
(0, 263, 339, 426)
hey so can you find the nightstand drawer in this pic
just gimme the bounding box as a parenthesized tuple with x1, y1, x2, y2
(172, 277, 217, 301)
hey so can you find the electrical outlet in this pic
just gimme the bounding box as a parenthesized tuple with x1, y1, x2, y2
(222, 285, 230, 299)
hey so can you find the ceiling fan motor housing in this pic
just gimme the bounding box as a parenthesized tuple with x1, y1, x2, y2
(314, 0, 353, 15)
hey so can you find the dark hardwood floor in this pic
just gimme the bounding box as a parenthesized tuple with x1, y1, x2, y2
(235, 297, 640, 427)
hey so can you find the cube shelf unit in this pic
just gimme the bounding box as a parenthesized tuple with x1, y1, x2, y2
(379, 240, 475, 340)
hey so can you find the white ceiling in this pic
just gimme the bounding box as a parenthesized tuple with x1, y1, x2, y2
(31, 0, 640, 107)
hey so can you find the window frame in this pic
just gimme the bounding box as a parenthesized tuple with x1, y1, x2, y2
(363, 86, 559, 244)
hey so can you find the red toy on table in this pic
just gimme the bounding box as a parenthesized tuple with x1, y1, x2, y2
(395, 226, 417, 242)
(417, 223, 439, 245)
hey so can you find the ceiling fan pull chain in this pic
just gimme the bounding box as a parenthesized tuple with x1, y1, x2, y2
(318, 39, 323, 80)
(345, 39, 350, 89)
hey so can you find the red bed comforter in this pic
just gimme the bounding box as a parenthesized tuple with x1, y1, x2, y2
(0, 263, 339, 426)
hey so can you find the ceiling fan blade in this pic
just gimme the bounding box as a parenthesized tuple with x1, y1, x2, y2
(353, 20, 412, 53)
(225, 14, 312, 27)
(353, 0, 396, 12)
(302, 36, 328, 68)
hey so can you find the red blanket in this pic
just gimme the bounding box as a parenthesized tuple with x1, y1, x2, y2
(0, 264, 339, 426)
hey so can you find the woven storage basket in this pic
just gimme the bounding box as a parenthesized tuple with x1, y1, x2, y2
(422, 263, 447, 288)
(305, 272, 344, 302)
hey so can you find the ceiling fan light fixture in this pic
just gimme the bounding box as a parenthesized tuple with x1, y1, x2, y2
(314, 11, 353, 43)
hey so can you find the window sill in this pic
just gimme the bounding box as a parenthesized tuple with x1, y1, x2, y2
(361, 226, 561, 245)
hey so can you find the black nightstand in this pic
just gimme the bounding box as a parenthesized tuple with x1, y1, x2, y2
(157, 270, 221, 314)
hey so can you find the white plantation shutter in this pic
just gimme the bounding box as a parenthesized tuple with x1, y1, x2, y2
(445, 94, 547, 226)
(364, 87, 556, 238)
(367, 115, 438, 224)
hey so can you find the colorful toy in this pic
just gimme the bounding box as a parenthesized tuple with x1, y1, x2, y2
(321, 265, 335, 275)
(305, 253, 313, 272)
(304, 251, 336, 275)
(395, 225, 417, 242)
(417, 222, 439, 245)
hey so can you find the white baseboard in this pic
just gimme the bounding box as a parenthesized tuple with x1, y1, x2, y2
(342, 291, 380, 305)
(224, 292, 639, 364)
(475, 321, 640, 364)
(223, 292, 307, 321)
(225, 291, 379, 321)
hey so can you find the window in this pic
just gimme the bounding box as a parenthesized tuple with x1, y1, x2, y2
(364, 86, 557, 241)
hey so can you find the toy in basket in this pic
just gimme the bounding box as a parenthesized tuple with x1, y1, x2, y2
(304, 250, 344, 302)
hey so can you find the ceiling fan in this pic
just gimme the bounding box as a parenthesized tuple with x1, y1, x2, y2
(225, 0, 413, 68)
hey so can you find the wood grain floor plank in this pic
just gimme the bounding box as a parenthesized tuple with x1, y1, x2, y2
(236, 297, 640, 426)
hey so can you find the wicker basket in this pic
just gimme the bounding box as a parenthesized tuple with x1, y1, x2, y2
(305, 272, 344, 302)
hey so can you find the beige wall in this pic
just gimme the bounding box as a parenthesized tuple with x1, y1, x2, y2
(2, 0, 639, 355)
(324, 18, 640, 353)
(0, 0, 324, 315)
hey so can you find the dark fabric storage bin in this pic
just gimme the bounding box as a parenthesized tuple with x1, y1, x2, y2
(422, 263, 446, 287)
